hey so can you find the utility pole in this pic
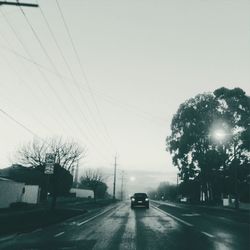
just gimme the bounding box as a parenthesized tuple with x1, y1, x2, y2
(176, 173, 179, 201)
(74, 160, 79, 188)
(121, 170, 124, 201)
(0, 1, 39, 7)
(113, 154, 117, 200)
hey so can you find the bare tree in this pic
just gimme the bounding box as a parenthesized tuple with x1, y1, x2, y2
(79, 168, 107, 200)
(49, 137, 84, 171)
(16, 139, 48, 167)
(15, 137, 85, 172)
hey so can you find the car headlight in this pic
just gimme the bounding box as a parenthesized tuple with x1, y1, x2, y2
(145, 198, 149, 201)
(131, 198, 135, 201)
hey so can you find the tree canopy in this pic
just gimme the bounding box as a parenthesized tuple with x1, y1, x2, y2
(148, 182, 177, 201)
(166, 87, 250, 203)
(79, 169, 108, 199)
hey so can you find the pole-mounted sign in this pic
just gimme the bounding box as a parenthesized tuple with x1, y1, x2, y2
(45, 153, 55, 174)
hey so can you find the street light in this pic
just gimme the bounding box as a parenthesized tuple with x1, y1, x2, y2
(211, 128, 231, 145)
(213, 129, 227, 141)
(129, 176, 136, 182)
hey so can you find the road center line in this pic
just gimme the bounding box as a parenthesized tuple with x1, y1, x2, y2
(0, 234, 17, 243)
(31, 228, 43, 233)
(152, 205, 194, 227)
(182, 213, 200, 217)
(54, 232, 65, 238)
(201, 231, 215, 238)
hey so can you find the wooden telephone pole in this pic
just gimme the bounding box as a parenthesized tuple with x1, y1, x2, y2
(120, 170, 124, 201)
(112, 154, 117, 200)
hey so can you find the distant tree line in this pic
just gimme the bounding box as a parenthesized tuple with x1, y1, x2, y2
(166, 87, 250, 205)
(148, 182, 177, 201)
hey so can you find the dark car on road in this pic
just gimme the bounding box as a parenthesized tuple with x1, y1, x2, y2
(131, 193, 149, 209)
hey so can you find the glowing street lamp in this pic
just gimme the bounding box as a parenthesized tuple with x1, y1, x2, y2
(211, 127, 231, 145)
(213, 129, 227, 141)
(129, 176, 136, 182)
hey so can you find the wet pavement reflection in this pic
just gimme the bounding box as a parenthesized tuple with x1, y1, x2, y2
(0, 202, 249, 250)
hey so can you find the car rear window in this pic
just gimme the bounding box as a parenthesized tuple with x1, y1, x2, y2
(134, 193, 148, 197)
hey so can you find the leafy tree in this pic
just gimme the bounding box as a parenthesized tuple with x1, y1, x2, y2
(166, 87, 250, 203)
(213, 87, 250, 207)
(95, 182, 108, 199)
(157, 182, 178, 201)
(178, 179, 200, 203)
(166, 93, 220, 201)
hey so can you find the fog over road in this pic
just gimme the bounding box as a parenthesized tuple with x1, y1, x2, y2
(0, 201, 249, 250)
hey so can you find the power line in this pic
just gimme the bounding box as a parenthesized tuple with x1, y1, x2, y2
(0, 1, 38, 7)
(0, 107, 39, 138)
(17, 2, 114, 157)
(0, 50, 57, 134)
(18, 5, 60, 80)
(37, 4, 115, 155)
(0, 17, 167, 126)
(17, 6, 104, 149)
(0, 23, 73, 135)
(0, 8, 70, 133)
(53, 3, 166, 126)
(0, 24, 167, 129)
(0, 41, 167, 128)
(0, 8, 112, 163)
(55, 0, 116, 152)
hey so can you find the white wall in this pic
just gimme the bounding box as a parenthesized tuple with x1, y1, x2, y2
(70, 188, 94, 198)
(0, 180, 25, 208)
(22, 185, 40, 204)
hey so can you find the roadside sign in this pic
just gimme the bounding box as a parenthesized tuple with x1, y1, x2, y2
(45, 153, 55, 174)
(44, 164, 54, 174)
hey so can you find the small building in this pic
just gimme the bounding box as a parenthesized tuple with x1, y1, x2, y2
(0, 177, 25, 208)
(70, 188, 94, 198)
(0, 178, 41, 208)
(22, 185, 40, 204)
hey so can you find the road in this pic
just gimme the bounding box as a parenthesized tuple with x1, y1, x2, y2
(0, 201, 249, 250)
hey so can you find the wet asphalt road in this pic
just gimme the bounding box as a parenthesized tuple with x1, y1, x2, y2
(0, 201, 249, 250)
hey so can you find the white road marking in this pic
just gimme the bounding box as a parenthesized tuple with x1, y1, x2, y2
(152, 205, 194, 227)
(54, 231, 65, 238)
(152, 205, 216, 239)
(31, 228, 42, 233)
(119, 209, 136, 250)
(0, 234, 17, 242)
(182, 213, 200, 217)
(77, 204, 122, 226)
(201, 231, 215, 238)
(152, 200, 180, 208)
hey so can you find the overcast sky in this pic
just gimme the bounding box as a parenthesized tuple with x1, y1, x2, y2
(0, 0, 249, 193)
